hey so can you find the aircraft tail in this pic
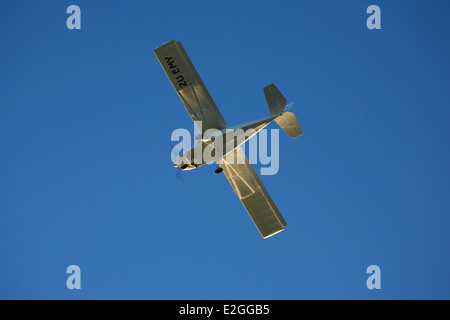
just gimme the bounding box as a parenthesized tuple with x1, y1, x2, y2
(274, 111, 303, 138)
(263, 83, 303, 139)
(264, 83, 286, 116)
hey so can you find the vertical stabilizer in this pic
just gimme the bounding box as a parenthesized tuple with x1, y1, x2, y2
(264, 83, 303, 138)
(263, 83, 287, 115)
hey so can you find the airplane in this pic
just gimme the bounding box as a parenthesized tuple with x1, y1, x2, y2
(154, 40, 303, 239)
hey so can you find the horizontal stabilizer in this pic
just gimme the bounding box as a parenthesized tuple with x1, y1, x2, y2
(275, 111, 303, 138)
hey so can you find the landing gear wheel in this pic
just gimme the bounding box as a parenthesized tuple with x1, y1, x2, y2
(214, 167, 223, 174)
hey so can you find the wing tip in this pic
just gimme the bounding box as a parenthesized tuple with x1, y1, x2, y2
(153, 39, 176, 52)
(262, 227, 285, 239)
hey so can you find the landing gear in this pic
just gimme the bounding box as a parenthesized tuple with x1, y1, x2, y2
(214, 165, 223, 175)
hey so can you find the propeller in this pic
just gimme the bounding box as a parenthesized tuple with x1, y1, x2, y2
(170, 142, 185, 184)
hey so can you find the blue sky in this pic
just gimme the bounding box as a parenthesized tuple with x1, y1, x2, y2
(1, 0, 449, 299)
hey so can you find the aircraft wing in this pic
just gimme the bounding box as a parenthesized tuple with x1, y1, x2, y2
(154, 40, 227, 133)
(221, 146, 287, 238)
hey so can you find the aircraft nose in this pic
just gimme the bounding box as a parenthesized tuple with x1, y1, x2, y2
(180, 163, 189, 170)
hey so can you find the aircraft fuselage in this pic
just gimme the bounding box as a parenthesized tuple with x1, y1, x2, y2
(175, 114, 278, 171)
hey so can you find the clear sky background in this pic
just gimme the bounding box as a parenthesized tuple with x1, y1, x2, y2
(1, 1, 449, 299)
